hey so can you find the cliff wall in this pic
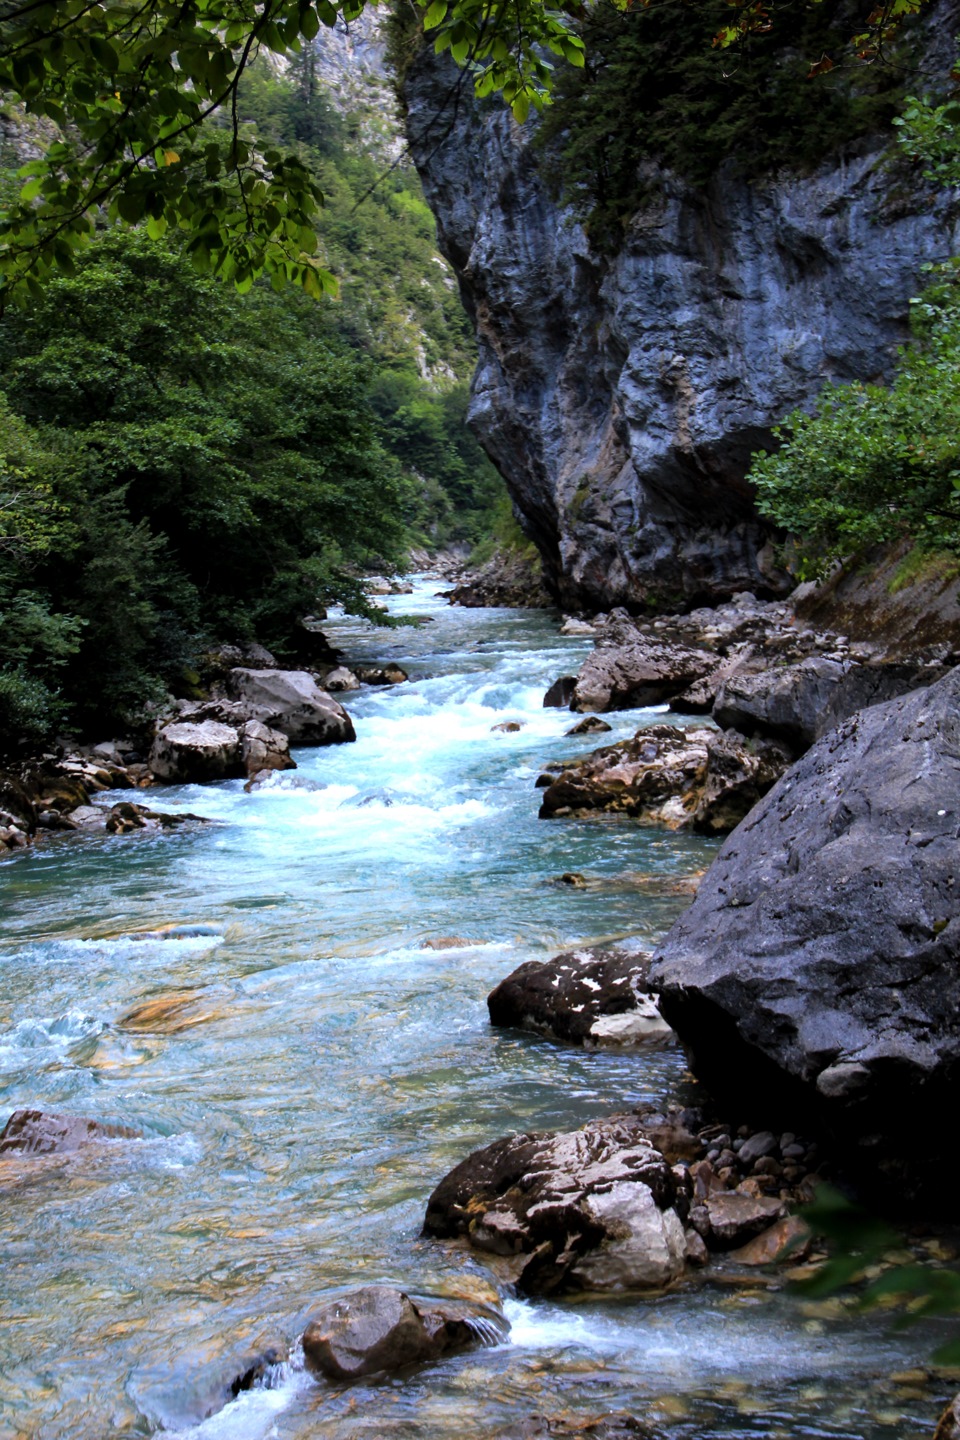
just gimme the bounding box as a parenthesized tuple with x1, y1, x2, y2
(403, 26, 960, 611)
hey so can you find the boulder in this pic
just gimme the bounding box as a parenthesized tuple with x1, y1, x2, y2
(538, 724, 791, 833)
(322, 666, 361, 692)
(354, 663, 409, 686)
(689, 1191, 786, 1249)
(0, 1108, 140, 1154)
(487, 945, 673, 1048)
(301, 1285, 503, 1380)
(712, 656, 938, 751)
(936, 1396, 960, 1440)
(0, 771, 38, 834)
(651, 665, 960, 1204)
(543, 676, 577, 708)
(423, 1113, 689, 1294)
(149, 720, 242, 783)
(572, 615, 716, 713)
(239, 720, 296, 776)
(566, 716, 613, 735)
(226, 669, 355, 745)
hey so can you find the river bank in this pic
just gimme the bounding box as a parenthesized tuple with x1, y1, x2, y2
(1, 578, 958, 1438)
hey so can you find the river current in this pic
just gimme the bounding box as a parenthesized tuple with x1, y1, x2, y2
(0, 580, 949, 1438)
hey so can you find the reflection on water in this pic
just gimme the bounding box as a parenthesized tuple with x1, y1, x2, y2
(0, 582, 949, 1437)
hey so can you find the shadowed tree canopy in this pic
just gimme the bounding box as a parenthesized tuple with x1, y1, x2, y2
(0, 0, 927, 305)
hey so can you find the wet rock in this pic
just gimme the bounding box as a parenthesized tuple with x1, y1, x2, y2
(0, 771, 38, 834)
(69, 804, 109, 829)
(566, 716, 613, 736)
(149, 720, 242, 783)
(226, 669, 355, 745)
(559, 617, 598, 636)
(354, 663, 409, 686)
(652, 664, 960, 1203)
(538, 724, 790, 833)
(487, 945, 673, 1049)
(421, 935, 482, 949)
(543, 676, 577, 708)
(492, 720, 524, 732)
(572, 615, 716, 713)
(424, 1113, 688, 1294)
(301, 1285, 501, 1380)
(494, 1416, 659, 1440)
(728, 1215, 812, 1266)
(322, 665, 360, 692)
(0, 1108, 140, 1154)
(935, 1395, 960, 1440)
(239, 720, 296, 777)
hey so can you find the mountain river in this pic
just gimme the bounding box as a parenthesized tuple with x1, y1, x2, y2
(0, 578, 950, 1439)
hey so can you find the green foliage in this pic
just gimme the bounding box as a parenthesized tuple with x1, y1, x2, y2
(750, 269, 960, 576)
(537, 0, 911, 247)
(0, 0, 584, 303)
(0, 226, 408, 734)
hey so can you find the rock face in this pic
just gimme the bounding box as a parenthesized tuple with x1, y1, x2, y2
(225, 669, 355, 745)
(301, 1286, 503, 1380)
(651, 665, 960, 1203)
(423, 1113, 689, 1294)
(487, 944, 673, 1048)
(537, 723, 792, 833)
(404, 42, 960, 611)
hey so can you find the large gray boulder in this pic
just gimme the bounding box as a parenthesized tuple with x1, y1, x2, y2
(651, 665, 960, 1204)
(226, 669, 355, 745)
(572, 616, 716, 713)
(712, 655, 940, 750)
(149, 720, 243, 783)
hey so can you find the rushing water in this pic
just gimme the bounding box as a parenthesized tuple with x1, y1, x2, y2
(0, 580, 951, 1439)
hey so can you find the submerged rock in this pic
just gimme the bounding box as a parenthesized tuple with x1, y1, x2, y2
(652, 665, 960, 1204)
(226, 668, 355, 745)
(424, 1113, 689, 1294)
(0, 1108, 140, 1154)
(301, 1285, 503, 1380)
(495, 1414, 661, 1439)
(487, 945, 672, 1048)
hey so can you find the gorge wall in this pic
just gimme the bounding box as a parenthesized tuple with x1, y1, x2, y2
(403, 22, 960, 612)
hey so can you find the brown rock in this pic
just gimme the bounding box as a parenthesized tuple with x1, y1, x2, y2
(0, 1109, 140, 1155)
(934, 1395, 960, 1440)
(701, 1192, 785, 1249)
(492, 721, 524, 732)
(728, 1215, 812, 1266)
(301, 1286, 500, 1380)
(566, 716, 613, 736)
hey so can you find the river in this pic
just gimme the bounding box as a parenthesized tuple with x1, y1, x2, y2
(0, 579, 948, 1438)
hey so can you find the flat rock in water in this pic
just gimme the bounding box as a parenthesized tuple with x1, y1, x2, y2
(494, 1416, 660, 1439)
(226, 669, 355, 745)
(651, 663, 960, 1204)
(487, 945, 672, 1048)
(0, 1109, 140, 1155)
(424, 1113, 690, 1295)
(301, 1285, 501, 1380)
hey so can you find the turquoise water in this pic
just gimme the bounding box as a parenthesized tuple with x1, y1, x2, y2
(0, 581, 949, 1438)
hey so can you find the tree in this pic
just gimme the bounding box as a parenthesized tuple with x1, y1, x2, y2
(1, 0, 928, 307)
(0, 0, 584, 306)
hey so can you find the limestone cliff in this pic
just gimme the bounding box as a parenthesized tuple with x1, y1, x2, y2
(403, 28, 960, 612)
